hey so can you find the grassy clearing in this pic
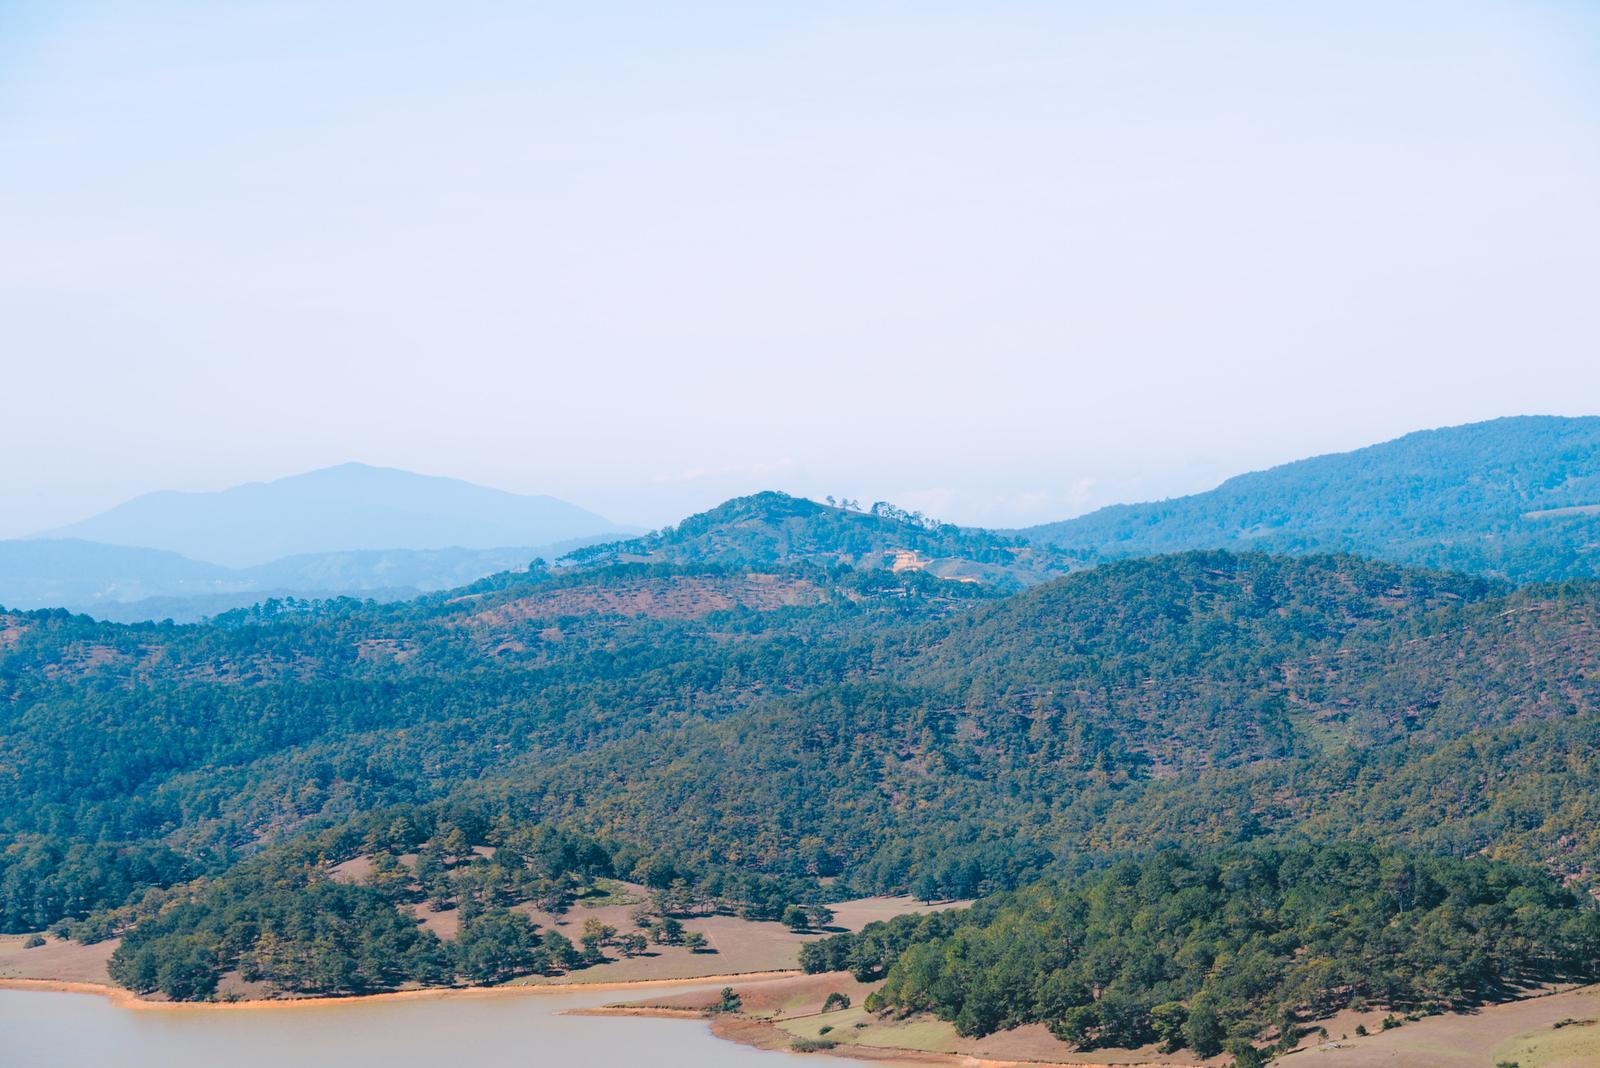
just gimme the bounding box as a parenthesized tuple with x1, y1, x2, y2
(1491, 1016, 1600, 1068)
(777, 1005, 961, 1053)
(575, 878, 642, 908)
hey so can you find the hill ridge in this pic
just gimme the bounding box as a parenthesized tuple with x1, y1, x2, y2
(1021, 414, 1600, 581)
(565, 490, 1080, 588)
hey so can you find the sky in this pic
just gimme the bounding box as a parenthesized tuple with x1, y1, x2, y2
(3, 1, 1599, 536)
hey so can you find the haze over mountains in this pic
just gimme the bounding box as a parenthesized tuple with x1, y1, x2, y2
(40, 462, 623, 566)
(0, 540, 606, 623)
(1, 464, 628, 620)
(4, 416, 1598, 623)
(568, 415, 1600, 587)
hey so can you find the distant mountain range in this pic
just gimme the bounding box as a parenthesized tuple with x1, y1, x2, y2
(1019, 415, 1600, 582)
(559, 417, 1600, 588)
(39, 462, 625, 568)
(2, 464, 628, 621)
(0, 538, 610, 622)
(7, 417, 1600, 622)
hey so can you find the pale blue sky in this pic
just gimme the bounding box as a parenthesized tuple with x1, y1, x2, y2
(4, 2, 1599, 535)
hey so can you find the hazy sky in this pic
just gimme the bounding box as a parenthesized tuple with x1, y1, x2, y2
(4, 2, 1599, 536)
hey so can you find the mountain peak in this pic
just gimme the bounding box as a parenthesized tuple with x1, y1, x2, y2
(565, 490, 1077, 588)
(41, 466, 624, 568)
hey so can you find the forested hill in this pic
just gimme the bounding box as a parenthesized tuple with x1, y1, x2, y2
(804, 843, 1600, 1058)
(4, 548, 1600, 1020)
(1021, 415, 1600, 581)
(7, 552, 1595, 912)
(505, 554, 1599, 888)
(563, 491, 1080, 588)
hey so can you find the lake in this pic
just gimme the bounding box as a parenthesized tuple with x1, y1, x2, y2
(0, 984, 863, 1068)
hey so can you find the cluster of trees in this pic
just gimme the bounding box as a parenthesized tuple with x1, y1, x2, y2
(109, 864, 451, 1000)
(809, 844, 1600, 1056)
(0, 836, 191, 932)
(801, 907, 965, 981)
(782, 904, 834, 931)
(91, 802, 805, 1000)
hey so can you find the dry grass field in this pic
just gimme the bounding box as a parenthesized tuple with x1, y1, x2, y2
(1288, 985, 1600, 1068)
(513, 891, 966, 986)
(0, 932, 116, 985)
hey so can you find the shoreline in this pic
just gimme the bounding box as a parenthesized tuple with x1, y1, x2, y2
(0, 969, 802, 1013)
(567, 1005, 709, 1019)
(706, 1013, 1166, 1068)
(687, 982, 1600, 1068)
(0, 972, 1092, 1065)
(578, 994, 1168, 1068)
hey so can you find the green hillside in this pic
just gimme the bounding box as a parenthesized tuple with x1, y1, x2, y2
(3, 519, 1599, 1044)
(566, 491, 1081, 588)
(4, 552, 1596, 917)
(1022, 416, 1600, 581)
(503, 555, 1599, 892)
(806, 843, 1600, 1057)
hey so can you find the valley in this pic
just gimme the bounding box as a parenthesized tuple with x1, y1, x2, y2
(3, 419, 1600, 1066)
(10, 1, 1596, 1060)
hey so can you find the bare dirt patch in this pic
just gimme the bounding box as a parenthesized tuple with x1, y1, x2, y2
(0, 933, 116, 985)
(40, 641, 134, 680)
(625, 972, 879, 1018)
(460, 573, 826, 626)
(0, 618, 30, 651)
(355, 637, 418, 663)
(327, 854, 375, 883)
(511, 903, 804, 985)
(408, 902, 461, 940)
(1524, 504, 1600, 520)
(829, 895, 971, 930)
(513, 893, 966, 988)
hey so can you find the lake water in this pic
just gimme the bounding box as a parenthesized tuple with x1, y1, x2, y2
(0, 984, 864, 1068)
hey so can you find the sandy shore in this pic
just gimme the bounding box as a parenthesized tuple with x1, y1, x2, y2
(0, 969, 802, 1012)
(568, 1005, 710, 1019)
